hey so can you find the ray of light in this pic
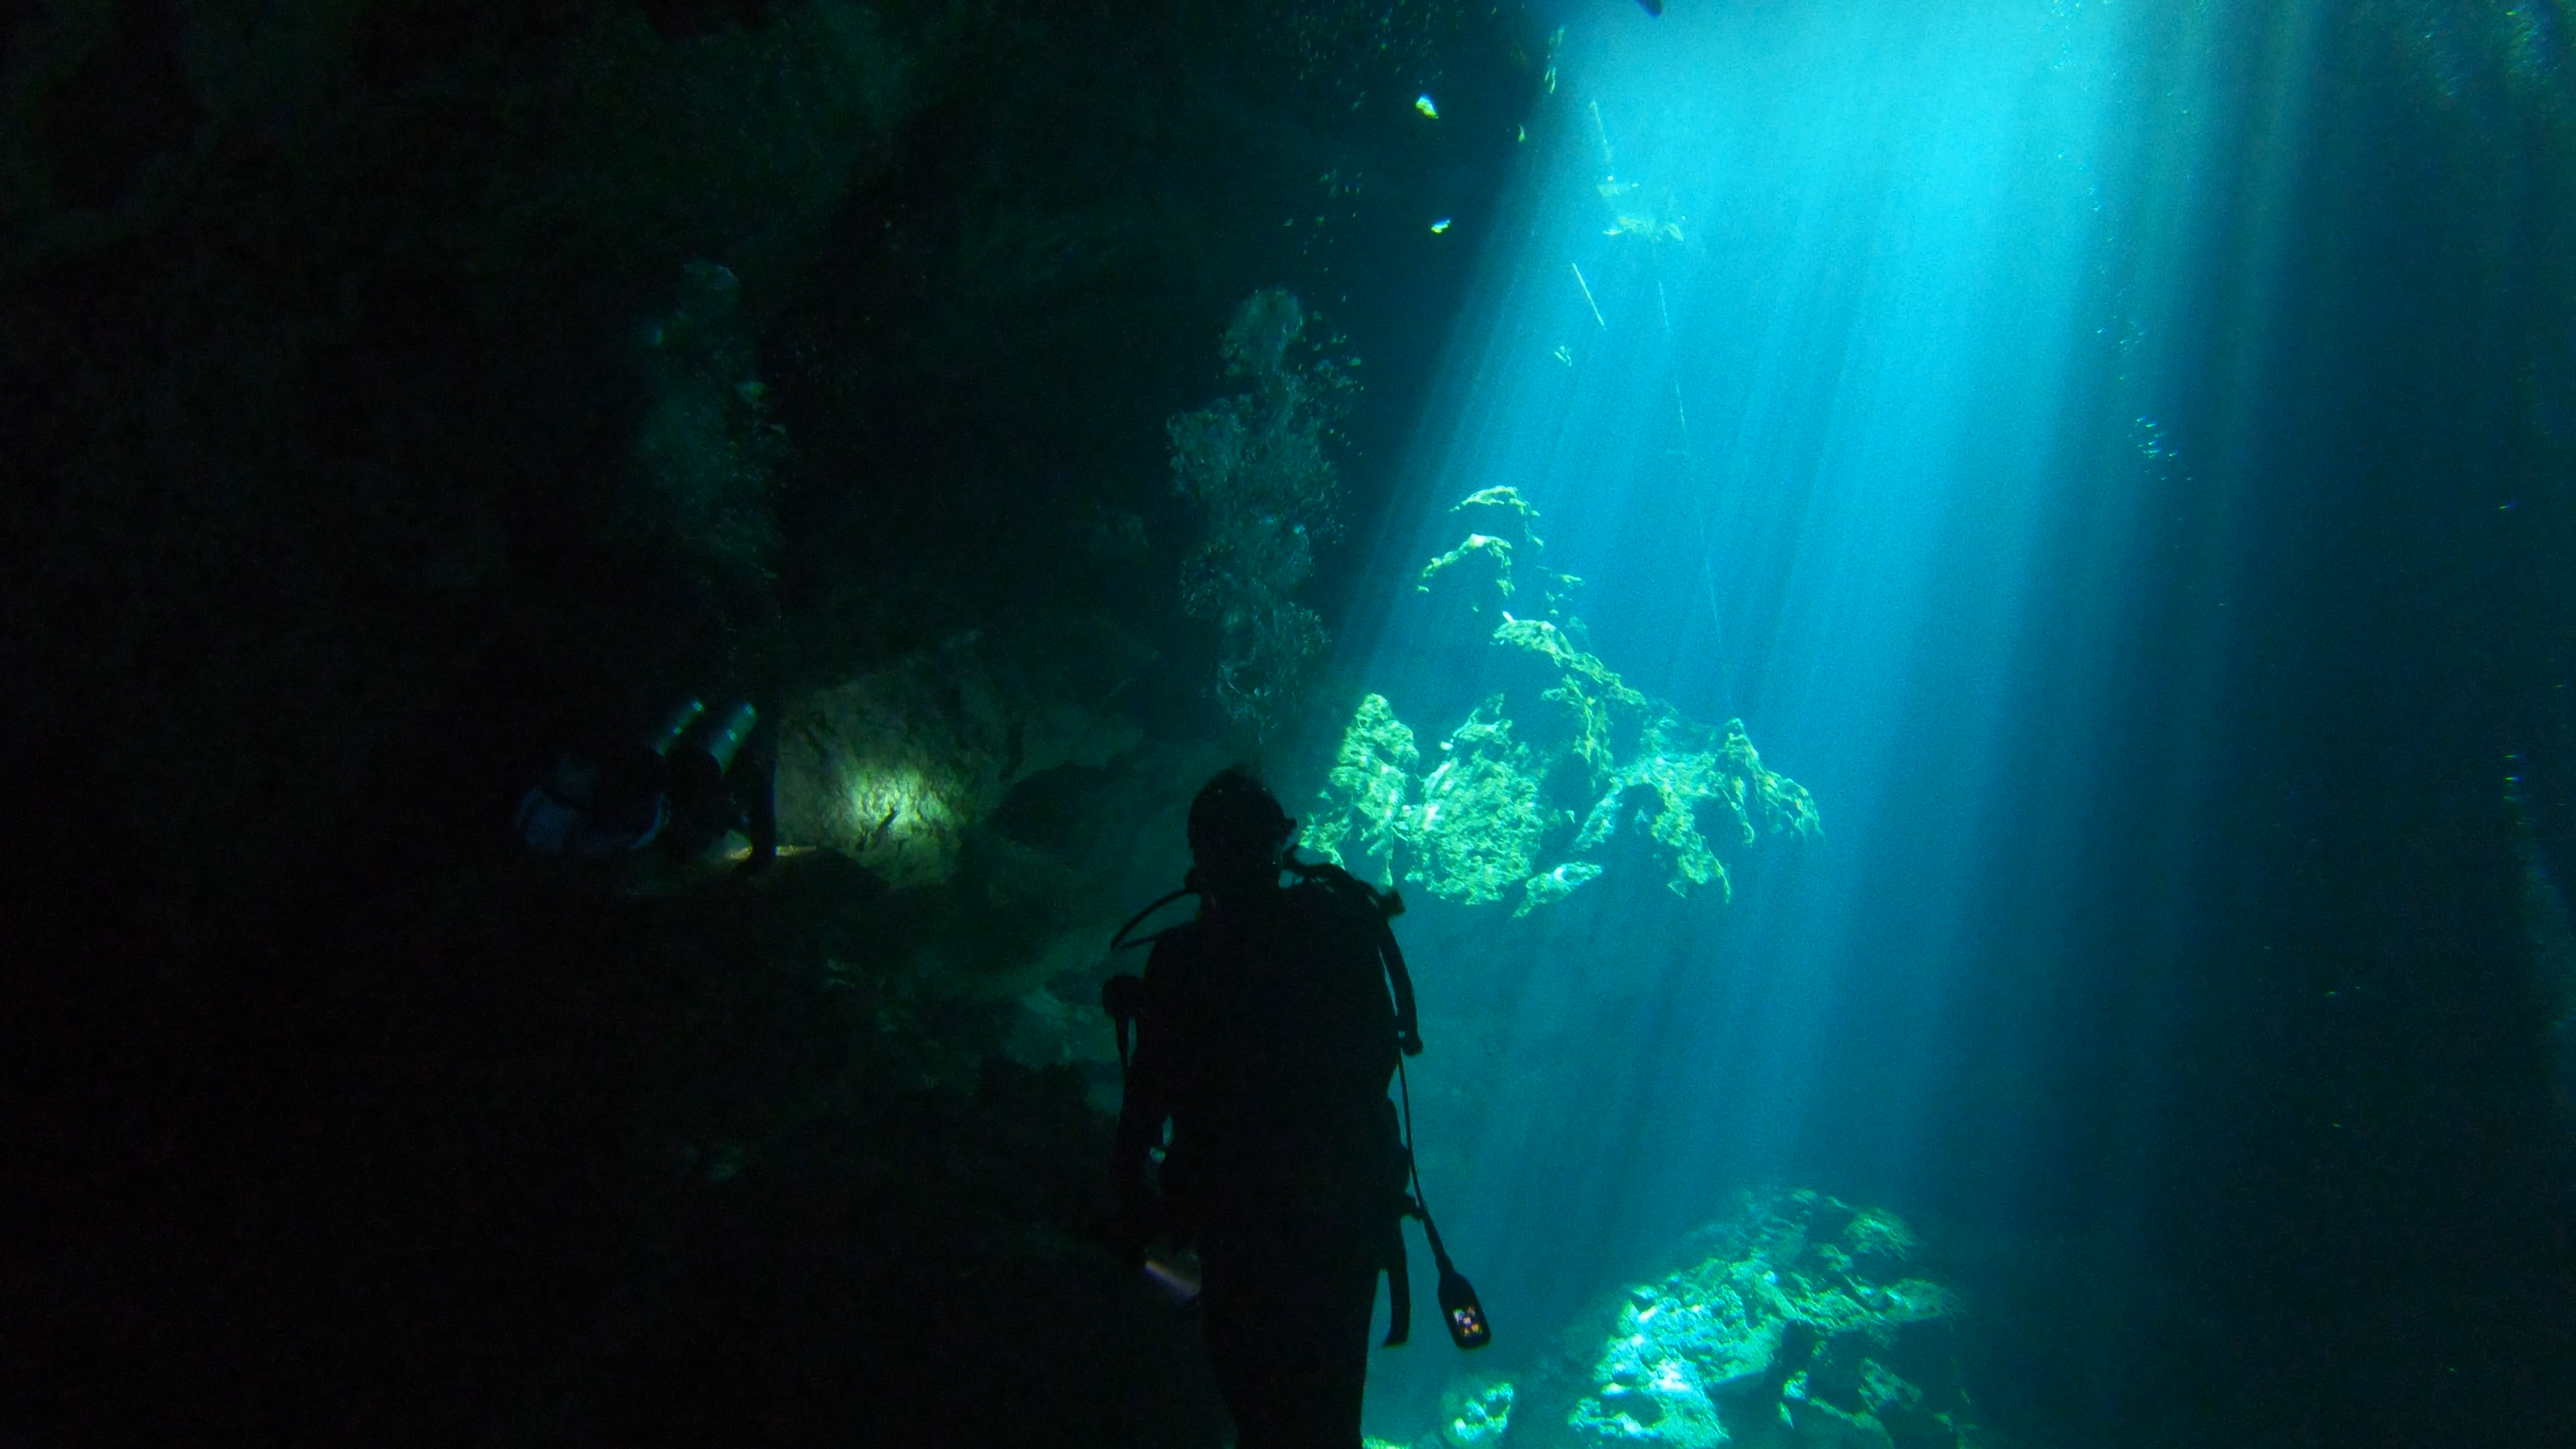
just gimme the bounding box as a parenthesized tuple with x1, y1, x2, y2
(1335, 0, 2328, 1431)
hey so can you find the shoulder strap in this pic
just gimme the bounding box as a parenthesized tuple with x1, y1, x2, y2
(1379, 918, 1424, 1057)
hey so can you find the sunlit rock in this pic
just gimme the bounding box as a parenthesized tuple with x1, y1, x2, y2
(1310, 492, 1817, 912)
(1305, 692, 1421, 889)
(1415, 698, 1554, 906)
(1417, 486, 1583, 624)
(1519, 1189, 1979, 1449)
(775, 643, 1140, 888)
(1441, 1373, 1518, 1446)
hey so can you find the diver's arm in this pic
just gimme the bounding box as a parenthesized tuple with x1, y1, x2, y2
(1110, 943, 1188, 1235)
(1111, 1088, 1165, 1202)
(1111, 994, 1167, 1193)
(1107, 1032, 1173, 1260)
(1111, 945, 1171, 1197)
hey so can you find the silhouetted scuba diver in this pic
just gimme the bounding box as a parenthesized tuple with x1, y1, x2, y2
(515, 697, 775, 872)
(1105, 769, 1485, 1448)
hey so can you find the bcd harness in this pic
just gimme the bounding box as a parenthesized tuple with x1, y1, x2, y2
(1104, 859, 1489, 1351)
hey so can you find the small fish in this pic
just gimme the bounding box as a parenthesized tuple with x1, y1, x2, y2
(1415, 93, 1440, 119)
(1430, 218, 1452, 234)
(1638, 0, 1664, 15)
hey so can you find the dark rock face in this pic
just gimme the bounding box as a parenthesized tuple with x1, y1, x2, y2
(3, 1, 1541, 1441)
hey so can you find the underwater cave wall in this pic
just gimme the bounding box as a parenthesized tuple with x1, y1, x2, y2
(2, 0, 1550, 1442)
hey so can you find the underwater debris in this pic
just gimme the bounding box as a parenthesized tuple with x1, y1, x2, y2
(1600, 179, 1686, 244)
(1312, 490, 1816, 912)
(1417, 93, 1442, 119)
(1571, 262, 1607, 327)
(1606, 211, 1686, 245)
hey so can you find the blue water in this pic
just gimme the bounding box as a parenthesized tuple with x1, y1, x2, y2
(1324, 0, 2531, 1437)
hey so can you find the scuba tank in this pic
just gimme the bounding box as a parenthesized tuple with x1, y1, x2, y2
(646, 698, 709, 755)
(666, 699, 757, 801)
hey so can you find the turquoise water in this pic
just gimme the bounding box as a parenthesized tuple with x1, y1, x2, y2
(1322, 2, 2576, 1441)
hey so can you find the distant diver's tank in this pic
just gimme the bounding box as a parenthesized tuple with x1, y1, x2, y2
(647, 698, 708, 757)
(668, 700, 757, 801)
(696, 700, 759, 772)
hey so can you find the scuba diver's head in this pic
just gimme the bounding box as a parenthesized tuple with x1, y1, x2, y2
(1187, 768, 1295, 902)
